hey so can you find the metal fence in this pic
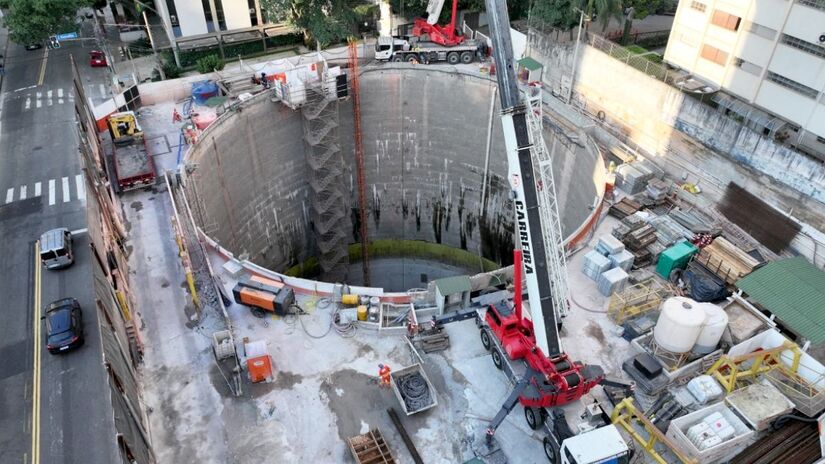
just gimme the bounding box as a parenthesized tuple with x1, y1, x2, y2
(587, 33, 675, 85)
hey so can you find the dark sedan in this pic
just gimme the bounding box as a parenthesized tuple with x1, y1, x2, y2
(44, 298, 84, 354)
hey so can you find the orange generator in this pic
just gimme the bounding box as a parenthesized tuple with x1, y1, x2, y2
(232, 275, 295, 317)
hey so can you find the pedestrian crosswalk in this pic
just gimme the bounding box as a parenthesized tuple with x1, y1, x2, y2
(19, 87, 75, 112)
(3, 175, 85, 206)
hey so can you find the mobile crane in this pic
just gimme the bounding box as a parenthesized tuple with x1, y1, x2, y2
(374, 0, 486, 64)
(478, 0, 633, 459)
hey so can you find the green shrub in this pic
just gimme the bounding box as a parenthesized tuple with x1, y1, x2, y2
(161, 60, 182, 79)
(196, 54, 225, 74)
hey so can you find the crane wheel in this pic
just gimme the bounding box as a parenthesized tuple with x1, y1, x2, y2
(543, 436, 559, 463)
(492, 349, 503, 369)
(447, 52, 460, 65)
(406, 54, 418, 63)
(251, 307, 266, 318)
(460, 51, 473, 64)
(392, 55, 403, 62)
(525, 407, 545, 430)
(480, 329, 492, 351)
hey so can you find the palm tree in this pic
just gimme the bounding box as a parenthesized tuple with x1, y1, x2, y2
(581, 0, 623, 32)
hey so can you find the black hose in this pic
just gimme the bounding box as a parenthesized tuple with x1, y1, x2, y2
(397, 373, 431, 412)
(771, 414, 818, 431)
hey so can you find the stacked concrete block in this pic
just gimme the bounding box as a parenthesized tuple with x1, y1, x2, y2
(583, 250, 611, 281)
(598, 267, 629, 296)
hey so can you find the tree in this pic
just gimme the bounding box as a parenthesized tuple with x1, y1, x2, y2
(529, 0, 580, 30)
(261, 0, 359, 49)
(389, 0, 529, 24)
(0, 0, 91, 45)
(581, 0, 623, 32)
(620, 0, 672, 43)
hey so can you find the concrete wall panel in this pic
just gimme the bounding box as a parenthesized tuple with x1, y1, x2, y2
(185, 67, 603, 274)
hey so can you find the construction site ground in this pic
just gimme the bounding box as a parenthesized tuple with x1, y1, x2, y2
(120, 79, 647, 463)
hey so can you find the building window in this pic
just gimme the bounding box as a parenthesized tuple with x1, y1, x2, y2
(744, 21, 777, 40)
(733, 57, 763, 75)
(797, 0, 825, 11)
(780, 34, 825, 59)
(690, 1, 708, 12)
(711, 10, 742, 31)
(701, 44, 730, 65)
(766, 72, 819, 99)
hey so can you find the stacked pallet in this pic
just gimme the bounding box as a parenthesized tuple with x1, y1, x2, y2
(625, 225, 657, 251)
(695, 237, 759, 285)
(609, 197, 642, 219)
(413, 327, 450, 353)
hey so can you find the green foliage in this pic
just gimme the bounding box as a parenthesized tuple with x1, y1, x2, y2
(195, 54, 225, 74)
(261, 0, 361, 48)
(529, 0, 580, 30)
(2, 0, 91, 44)
(162, 61, 182, 79)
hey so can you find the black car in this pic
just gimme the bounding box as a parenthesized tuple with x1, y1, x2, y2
(44, 298, 84, 354)
(25, 43, 42, 51)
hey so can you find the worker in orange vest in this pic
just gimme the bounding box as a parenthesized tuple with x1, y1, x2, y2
(378, 363, 391, 388)
(172, 108, 182, 123)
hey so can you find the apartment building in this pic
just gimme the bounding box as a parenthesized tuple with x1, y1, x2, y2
(664, 0, 825, 158)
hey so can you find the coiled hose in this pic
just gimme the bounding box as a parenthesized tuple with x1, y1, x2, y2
(397, 372, 431, 412)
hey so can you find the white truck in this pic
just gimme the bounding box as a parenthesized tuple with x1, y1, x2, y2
(548, 424, 632, 464)
(374, 35, 486, 64)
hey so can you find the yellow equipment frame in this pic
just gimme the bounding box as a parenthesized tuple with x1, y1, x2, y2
(611, 397, 697, 464)
(706, 341, 801, 393)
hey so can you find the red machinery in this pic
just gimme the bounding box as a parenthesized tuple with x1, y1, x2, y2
(412, 0, 465, 46)
(481, 251, 604, 434)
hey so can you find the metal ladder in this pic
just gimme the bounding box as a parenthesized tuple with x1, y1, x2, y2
(524, 87, 570, 319)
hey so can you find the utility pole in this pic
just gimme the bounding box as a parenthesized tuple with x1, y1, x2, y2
(143, 10, 166, 80)
(567, 9, 588, 105)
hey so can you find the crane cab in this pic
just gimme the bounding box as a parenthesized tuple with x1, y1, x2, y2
(556, 425, 631, 464)
(485, 301, 535, 360)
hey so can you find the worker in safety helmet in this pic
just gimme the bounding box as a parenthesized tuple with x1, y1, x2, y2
(378, 363, 391, 388)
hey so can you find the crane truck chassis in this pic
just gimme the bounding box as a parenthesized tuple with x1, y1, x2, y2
(374, 35, 486, 64)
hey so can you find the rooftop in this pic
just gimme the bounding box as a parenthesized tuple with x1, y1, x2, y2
(737, 257, 825, 344)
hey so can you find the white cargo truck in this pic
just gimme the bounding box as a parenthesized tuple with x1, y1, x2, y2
(374, 35, 486, 64)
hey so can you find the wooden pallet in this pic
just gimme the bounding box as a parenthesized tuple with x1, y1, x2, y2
(696, 236, 759, 285)
(347, 429, 396, 464)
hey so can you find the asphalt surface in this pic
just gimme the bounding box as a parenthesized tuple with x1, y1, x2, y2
(0, 35, 118, 464)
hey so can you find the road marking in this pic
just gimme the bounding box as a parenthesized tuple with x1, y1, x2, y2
(20, 185, 27, 200)
(14, 85, 37, 92)
(5, 187, 12, 203)
(48, 180, 55, 206)
(47, 99, 52, 107)
(70, 228, 88, 235)
(62, 177, 70, 203)
(36, 99, 41, 109)
(46, 90, 52, 99)
(34, 182, 41, 196)
(57, 89, 63, 98)
(31, 242, 42, 464)
(75, 175, 85, 201)
(25, 97, 31, 109)
(58, 98, 63, 104)
(98, 84, 105, 97)
(36, 47, 49, 87)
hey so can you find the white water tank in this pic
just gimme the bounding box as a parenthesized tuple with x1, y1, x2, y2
(654, 297, 706, 353)
(693, 303, 729, 354)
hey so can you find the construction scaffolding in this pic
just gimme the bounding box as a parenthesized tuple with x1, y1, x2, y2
(301, 82, 351, 281)
(608, 278, 673, 325)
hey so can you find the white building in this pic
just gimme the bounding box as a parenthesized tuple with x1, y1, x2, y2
(664, 0, 825, 158)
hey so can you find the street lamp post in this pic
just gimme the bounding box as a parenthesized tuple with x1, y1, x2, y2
(566, 9, 589, 105)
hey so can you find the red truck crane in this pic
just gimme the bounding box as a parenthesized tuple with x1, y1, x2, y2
(412, 0, 465, 46)
(479, 0, 608, 441)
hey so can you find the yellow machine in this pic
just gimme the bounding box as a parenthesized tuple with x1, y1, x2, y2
(107, 111, 144, 144)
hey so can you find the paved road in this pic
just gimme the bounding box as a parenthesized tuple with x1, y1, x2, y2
(0, 36, 118, 464)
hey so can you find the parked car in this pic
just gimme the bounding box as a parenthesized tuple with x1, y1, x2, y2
(25, 43, 42, 51)
(39, 228, 74, 270)
(89, 50, 107, 67)
(44, 298, 84, 354)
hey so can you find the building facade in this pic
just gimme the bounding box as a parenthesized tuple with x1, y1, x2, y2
(664, 0, 825, 157)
